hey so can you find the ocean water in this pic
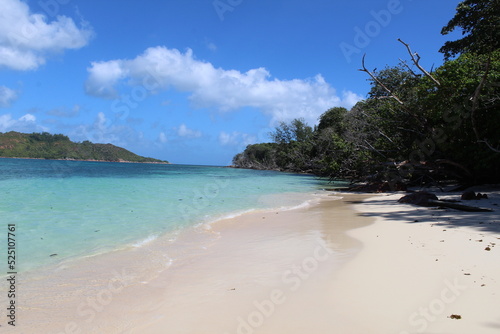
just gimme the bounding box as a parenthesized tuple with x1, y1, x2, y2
(0, 158, 333, 273)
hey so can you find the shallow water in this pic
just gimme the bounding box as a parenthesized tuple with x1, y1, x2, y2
(0, 158, 334, 272)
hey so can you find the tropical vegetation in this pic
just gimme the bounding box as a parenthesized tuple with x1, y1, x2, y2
(233, 0, 500, 187)
(0, 131, 168, 163)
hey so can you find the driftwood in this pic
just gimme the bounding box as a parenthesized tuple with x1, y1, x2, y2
(427, 200, 493, 212)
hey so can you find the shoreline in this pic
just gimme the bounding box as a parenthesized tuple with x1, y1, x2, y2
(1, 192, 373, 333)
(2, 190, 498, 333)
(0, 156, 170, 164)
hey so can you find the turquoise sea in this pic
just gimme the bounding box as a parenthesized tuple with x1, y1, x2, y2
(0, 158, 333, 273)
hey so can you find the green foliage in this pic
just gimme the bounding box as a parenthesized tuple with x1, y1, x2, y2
(0, 132, 167, 163)
(233, 4, 500, 185)
(270, 118, 313, 144)
(232, 50, 500, 184)
(317, 107, 347, 133)
(440, 0, 500, 59)
(232, 143, 278, 169)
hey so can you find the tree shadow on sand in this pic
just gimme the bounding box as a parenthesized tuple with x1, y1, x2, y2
(347, 193, 500, 235)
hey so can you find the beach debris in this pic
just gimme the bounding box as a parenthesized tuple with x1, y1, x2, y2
(464, 273, 471, 275)
(449, 314, 462, 320)
(50, 253, 58, 257)
(428, 200, 494, 212)
(485, 247, 491, 251)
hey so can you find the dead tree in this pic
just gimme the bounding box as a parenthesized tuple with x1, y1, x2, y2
(398, 39, 441, 86)
(359, 54, 404, 105)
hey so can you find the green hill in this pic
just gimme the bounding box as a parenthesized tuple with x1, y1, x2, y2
(0, 131, 168, 163)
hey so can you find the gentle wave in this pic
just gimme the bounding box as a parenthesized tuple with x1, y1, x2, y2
(132, 234, 159, 248)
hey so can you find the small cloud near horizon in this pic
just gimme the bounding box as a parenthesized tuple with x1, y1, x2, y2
(0, 86, 18, 108)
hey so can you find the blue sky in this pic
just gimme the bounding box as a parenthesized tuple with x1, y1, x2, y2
(0, 0, 462, 165)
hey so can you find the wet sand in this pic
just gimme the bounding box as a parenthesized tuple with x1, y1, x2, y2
(5, 190, 498, 333)
(2, 193, 372, 333)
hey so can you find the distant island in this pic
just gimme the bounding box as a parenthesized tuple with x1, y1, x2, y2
(0, 131, 168, 164)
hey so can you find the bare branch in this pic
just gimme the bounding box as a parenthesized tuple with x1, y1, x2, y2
(363, 140, 388, 158)
(399, 58, 419, 77)
(478, 139, 500, 153)
(359, 54, 404, 105)
(398, 39, 441, 86)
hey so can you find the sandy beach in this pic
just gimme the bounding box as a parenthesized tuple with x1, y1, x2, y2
(340, 190, 500, 334)
(3, 190, 500, 333)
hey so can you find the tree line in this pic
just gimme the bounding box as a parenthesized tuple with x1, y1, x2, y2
(0, 131, 167, 163)
(233, 0, 500, 187)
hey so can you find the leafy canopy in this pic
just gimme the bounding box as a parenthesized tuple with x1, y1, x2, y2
(440, 0, 500, 59)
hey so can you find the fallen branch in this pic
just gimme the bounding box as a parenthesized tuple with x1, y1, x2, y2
(427, 199, 493, 212)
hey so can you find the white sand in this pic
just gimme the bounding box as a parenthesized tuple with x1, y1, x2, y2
(333, 191, 500, 334)
(2, 190, 499, 333)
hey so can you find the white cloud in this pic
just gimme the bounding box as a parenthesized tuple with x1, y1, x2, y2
(84, 60, 127, 98)
(0, 0, 93, 71)
(177, 123, 202, 138)
(85, 46, 363, 125)
(206, 41, 217, 52)
(0, 86, 18, 107)
(0, 113, 47, 132)
(46, 104, 81, 118)
(219, 131, 256, 147)
(19, 113, 35, 122)
(70, 112, 132, 146)
(158, 131, 168, 143)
